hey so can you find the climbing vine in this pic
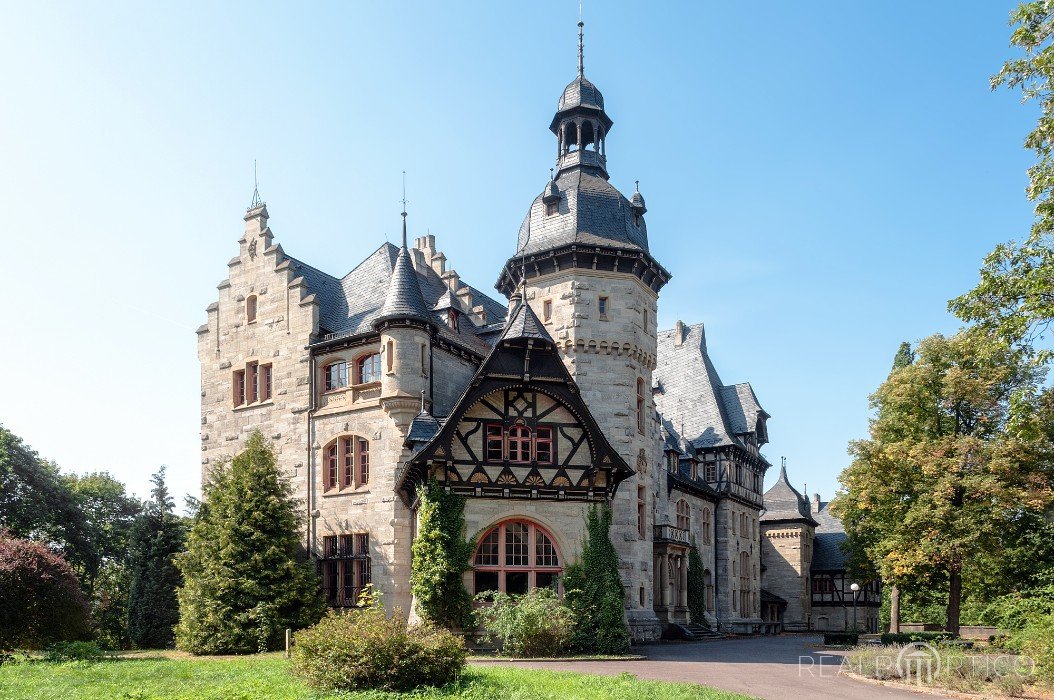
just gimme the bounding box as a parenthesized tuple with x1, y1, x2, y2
(563, 504, 630, 654)
(410, 481, 475, 630)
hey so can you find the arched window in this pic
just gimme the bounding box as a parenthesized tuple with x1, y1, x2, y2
(636, 378, 645, 434)
(702, 508, 712, 544)
(473, 520, 562, 595)
(676, 499, 690, 531)
(246, 295, 257, 323)
(507, 426, 532, 463)
(324, 361, 348, 392)
(323, 435, 369, 491)
(357, 353, 381, 384)
(386, 340, 394, 372)
(739, 551, 751, 616)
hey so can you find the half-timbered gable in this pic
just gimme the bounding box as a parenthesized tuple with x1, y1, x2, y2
(399, 297, 632, 506)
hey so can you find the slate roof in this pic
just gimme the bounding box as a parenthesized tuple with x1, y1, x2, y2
(515, 168, 651, 257)
(499, 297, 554, 344)
(653, 322, 769, 453)
(406, 411, 441, 451)
(760, 589, 789, 606)
(373, 245, 432, 327)
(289, 242, 506, 353)
(760, 466, 817, 525)
(557, 76, 605, 113)
(811, 500, 848, 572)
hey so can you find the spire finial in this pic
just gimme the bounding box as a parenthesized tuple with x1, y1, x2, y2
(635, 179, 640, 193)
(420, 388, 426, 413)
(550, 167, 555, 182)
(250, 159, 262, 209)
(400, 171, 408, 249)
(577, 1, 584, 78)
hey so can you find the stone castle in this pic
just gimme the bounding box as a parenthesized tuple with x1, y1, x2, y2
(197, 25, 878, 639)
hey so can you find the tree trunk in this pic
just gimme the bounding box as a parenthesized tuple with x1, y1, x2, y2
(946, 568, 961, 636)
(890, 583, 900, 634)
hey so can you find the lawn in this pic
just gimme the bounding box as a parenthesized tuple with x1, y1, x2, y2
(0, 654, 750, 700)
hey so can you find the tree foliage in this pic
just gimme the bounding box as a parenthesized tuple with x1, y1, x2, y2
(686, 543, 707, 626)
(836, 333, 1054, 634)
(0, 426, 90, 574)
(0, 532, 90, 650)
(410, 481, 475, 630)
(563, 504, 629, 654)
(127, 466, 186, 649)
(950, 3, 1054, 357)
(175, 431, 323, 654)
(63, 471, 141, 590)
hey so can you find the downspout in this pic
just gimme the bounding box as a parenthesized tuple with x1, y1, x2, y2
(713, 500, 721, 632)
(307, 351, 316, 557)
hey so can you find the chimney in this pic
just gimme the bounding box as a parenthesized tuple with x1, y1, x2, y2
(674, 320, 684, 346)
(812, 493, 821, 513)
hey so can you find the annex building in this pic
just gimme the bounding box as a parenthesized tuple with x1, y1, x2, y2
(197, 27, 876, 639)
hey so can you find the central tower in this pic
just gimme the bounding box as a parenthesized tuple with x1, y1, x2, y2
(496, 21, 671, 641)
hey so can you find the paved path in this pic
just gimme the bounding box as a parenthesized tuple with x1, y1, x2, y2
(477, 635, 950, 700)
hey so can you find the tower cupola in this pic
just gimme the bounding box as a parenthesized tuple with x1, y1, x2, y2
(550, 21, 613, 178)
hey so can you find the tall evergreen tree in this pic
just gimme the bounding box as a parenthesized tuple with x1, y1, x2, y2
(174, 431, 324, 654)
(127, 466, 185, 649)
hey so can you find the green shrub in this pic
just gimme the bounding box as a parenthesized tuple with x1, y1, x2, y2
(879, 631, 955, 645)
(43, 641, 106, 662)
(823, 632, 858, 646)
(291, 603, 466, 692)
(474, 588, 573, 657)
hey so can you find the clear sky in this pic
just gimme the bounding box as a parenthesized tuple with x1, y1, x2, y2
(0, 1, 1037, 507)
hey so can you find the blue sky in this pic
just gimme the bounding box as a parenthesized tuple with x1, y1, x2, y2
(0, 2, 1036, 505)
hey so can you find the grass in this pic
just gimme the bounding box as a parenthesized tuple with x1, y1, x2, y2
(0, 654, 749, 700)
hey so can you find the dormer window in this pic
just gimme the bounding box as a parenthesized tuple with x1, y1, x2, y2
(246, 295, 257, 323)
(448, 308, 458, 331)
(545, 200, 558, 216)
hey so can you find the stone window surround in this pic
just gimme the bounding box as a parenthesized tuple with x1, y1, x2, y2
(320, 349, 382, 395)
(472, 519, 563, 596)
(320, 433, 370, 494)
(232, 359, 272, 409)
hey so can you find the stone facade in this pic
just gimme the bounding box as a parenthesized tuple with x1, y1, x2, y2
(196, 36, 867, 642)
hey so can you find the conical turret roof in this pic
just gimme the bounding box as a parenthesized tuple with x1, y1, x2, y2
(373, 213, 432, 328)
(760, 465, 817, 525)
(499, 295, 554, 344)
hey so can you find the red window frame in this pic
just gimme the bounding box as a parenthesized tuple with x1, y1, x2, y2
(484, 423, 555, 464)
(233, 369, 246, 406)
(260, 363, 272, 401)
(247, 361, 259, 402)
(356, 353, 381, 384)
(324, 436, 370, 491)
(358, 438, 369, 485)
(485, 424, 503, 461)
(472, 520, 562, 595)
(324, 361, 348, 392)
(507, 426, 532, 463)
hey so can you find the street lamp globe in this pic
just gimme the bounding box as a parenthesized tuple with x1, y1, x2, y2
(850, 582, 860, 592)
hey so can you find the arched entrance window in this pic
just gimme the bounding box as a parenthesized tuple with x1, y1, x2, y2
(473, 520, 562, 595)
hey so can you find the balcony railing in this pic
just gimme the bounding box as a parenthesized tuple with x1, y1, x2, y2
(654, 524, 691, 544)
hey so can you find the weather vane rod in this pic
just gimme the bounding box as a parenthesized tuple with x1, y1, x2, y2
(400, 171, 408, 248)
(577, 2, 584, 78)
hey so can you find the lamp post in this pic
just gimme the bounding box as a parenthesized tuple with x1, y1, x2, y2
(850, 582, 861, 633)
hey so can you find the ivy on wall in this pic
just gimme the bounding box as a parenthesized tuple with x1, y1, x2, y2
(687, 543, 707, 626)
(410, 481, 475, 630)
(563, 504, 630, 654)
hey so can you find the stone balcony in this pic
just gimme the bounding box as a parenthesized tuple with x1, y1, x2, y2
(318, 382, 381, 411)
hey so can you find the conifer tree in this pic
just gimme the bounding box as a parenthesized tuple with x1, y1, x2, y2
(127, 466, 185, 649)
(175, 431, 324, 654)
(564, 504, 630, 654)
(686, 543, 707, 625)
